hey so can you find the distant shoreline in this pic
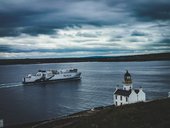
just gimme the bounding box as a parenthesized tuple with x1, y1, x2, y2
(0, 52, 170, 65)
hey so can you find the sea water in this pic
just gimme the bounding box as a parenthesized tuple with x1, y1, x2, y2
(0, 61, 170, 126)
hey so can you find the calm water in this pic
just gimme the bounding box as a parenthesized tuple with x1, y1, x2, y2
(0, 61, 170, 126)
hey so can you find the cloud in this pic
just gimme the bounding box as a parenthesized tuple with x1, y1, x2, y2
(131, 30, 149, 36)
(0, 0, 170, 37)
(0, 0, 131, 36)
(130, 0, 170, 21)
(0, 22, 169, 58)
(147, 38, 170, 50)
(0, 0, 170, 58)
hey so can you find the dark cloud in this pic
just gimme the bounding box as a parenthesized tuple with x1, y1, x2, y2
(131, 30, 149, 36)
(0, 44, 125, 53)
(21, 26, 56, 36)
(0, 26, 56, 37)
(0, 28, 20, 37)
(0, 0, 170, 37)
(0, 45, 13, 52)
(131, 0, 170, 21)
(0, 0, 129, 36)
(152, 38, 170, 47)
(115, 35, 123, 38)
(144, 38, 170, 52)
(128, 38, 141, 42)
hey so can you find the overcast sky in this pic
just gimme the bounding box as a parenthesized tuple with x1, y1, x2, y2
(0, 0, 170, 58)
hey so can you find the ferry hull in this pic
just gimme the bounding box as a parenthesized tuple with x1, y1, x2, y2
(23, 73, 81, 84)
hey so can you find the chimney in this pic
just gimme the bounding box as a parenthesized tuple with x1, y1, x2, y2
(139, 86, 143, 91)
(115, 85, 119, 90)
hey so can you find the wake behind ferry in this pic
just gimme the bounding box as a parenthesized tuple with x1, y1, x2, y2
(22, 68, 81, 84)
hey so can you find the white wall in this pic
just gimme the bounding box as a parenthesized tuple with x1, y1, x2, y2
(128, 90, 138, 103)
(113, 89, 146, 106)
(0, 119, 3, 128)
(113, 94, 128, 106)
(123, 83, 133, 91)
(138, 90, 146, 102)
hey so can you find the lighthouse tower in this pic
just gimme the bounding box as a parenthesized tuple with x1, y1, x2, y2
(123, 70, 133, 90)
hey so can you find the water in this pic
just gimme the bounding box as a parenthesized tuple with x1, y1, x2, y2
(0, 61, 170, 126)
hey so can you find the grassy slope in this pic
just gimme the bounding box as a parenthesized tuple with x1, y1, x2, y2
(24, 98, 170, 128)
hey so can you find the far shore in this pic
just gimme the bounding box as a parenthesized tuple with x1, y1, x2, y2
(0, 52, 170, 65)
(9, 98, 170, 128)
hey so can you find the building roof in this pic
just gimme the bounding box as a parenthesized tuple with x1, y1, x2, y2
(114, 89, 132, 97)
(114, 89, 140, 96)
(134, 89, 140, 94)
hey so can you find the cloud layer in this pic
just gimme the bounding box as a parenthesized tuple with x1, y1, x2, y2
(0, 0, 170, 58)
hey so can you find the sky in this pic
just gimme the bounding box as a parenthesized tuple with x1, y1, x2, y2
(0, 0, 170, 59)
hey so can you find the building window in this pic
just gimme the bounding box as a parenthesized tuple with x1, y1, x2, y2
(120, 96, 122, 101)
(126, 97, 128, 102)
(115, 101, 117, 106)
(121, 103, 122, 105)
(115, 95, 117, 99)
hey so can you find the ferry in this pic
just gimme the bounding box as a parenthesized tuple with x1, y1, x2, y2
(22, 68, 81, 84)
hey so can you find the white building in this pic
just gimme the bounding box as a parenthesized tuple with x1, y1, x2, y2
(113, 70, 146, 106)
(0, 119, 3, 128)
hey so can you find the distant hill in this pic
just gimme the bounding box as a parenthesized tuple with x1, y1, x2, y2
(0, 52, 170, 65)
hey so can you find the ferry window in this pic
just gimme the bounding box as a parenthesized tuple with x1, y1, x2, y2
(120, 96, 122, 101)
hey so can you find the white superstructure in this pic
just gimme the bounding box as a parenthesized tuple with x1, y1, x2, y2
(113, 70, 146, 106)
(23, 68, 81, 84)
